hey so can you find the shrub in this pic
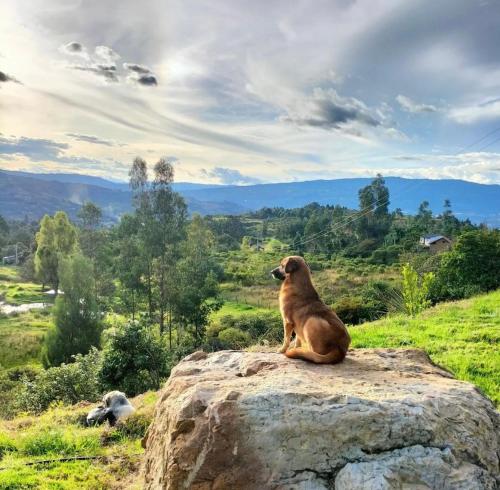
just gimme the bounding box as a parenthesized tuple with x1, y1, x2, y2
(333, 296, 373, 325)
(402, 263, 435, 316)
(0, 433, 17, 458)
(360, 280, 404, 317)
(16, 348, 102, 414)
(218, 327, 252, 349)
(207, 311, 282, 346)
(99, 320, 171, 396)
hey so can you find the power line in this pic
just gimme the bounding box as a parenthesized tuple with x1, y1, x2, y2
(256, 123, 500, 251)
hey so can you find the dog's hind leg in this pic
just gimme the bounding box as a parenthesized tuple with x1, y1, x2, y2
(285, 346, 346, 364)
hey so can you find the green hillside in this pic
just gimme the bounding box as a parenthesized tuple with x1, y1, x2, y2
(350, 290, 500, 406)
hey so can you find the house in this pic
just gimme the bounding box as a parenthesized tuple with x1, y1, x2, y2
(419, 234, 452, 253)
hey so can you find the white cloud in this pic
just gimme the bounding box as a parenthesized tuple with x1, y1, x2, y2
(449, 98, 500, 124)
(396, 95, 438, 113)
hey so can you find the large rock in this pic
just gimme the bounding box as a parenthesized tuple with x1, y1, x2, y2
(142, 349, 499, 489)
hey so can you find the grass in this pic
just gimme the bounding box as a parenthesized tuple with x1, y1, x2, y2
(350, 289, 500, 406)
(211, 300, 273, 320)
(0, 267, 51, 306)
(0, 392, 157, 489)
(0, 310, 52, 370)
(0, 267, 53, 370)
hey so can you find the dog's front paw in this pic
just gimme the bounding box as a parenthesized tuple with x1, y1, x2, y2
(277, 346, 288, 354)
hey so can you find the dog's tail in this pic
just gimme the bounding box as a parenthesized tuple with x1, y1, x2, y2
(284, 346, 346, 364)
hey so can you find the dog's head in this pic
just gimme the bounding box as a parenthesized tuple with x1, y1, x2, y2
(271, 256, 307, 281)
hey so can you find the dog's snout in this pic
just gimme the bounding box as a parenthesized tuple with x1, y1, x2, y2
(271, 267, 285, 281)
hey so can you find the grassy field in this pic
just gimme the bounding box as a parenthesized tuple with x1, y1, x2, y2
(0, 392, 157, 489)
(0, 267, 53, 371)
(350, 289, 500, 406)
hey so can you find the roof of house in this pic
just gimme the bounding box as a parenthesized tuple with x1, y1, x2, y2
(421, 234, 451, 244)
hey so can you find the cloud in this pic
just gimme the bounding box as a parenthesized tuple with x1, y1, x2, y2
(0, 135, 68, 160)
(201, 167, 262, 185)
(123, 62, 158, 86)
(59, 41, 89, 60)
(72, 64, 119, 82)
(396, 95, 438, 113)
(60, 42, 158, 86)
(283, 88, 381, 131)
(449, 98, 500, 124)
(94, 45, 120, 63)
(0, 135, 108, 167)
(65, 133, 116, 146)
(123, 63, 151, 74)
(0, 70, 20, 84)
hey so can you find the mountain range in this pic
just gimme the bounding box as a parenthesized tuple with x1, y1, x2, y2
(0, 170, 499, 226)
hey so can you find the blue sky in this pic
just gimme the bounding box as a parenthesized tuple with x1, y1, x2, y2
(1, 0, 500, 184)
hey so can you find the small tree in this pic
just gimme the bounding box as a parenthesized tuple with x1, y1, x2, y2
(44, 253, 102, 367)
(35, 211, 77, 294)
(99, 319, 171, 396)
(401, 263, 435, 316)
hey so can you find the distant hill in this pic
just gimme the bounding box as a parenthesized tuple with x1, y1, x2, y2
(3, 170, 221, 192)
(181, 177, 500, 226)
(0, 170, 499, 225)
(0, 171, 244, 222)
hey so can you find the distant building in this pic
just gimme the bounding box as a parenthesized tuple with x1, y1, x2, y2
(419, 234, 452, 253)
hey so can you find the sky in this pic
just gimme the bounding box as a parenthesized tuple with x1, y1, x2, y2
(1, 0, 500, 185)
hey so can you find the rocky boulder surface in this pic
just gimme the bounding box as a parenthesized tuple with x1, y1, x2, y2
(142, 349, 499, 489)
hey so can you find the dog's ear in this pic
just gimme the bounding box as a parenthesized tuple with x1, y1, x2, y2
(284, 257, 298, 273)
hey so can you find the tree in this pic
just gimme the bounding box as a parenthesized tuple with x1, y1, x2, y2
(43, 253, 102, 367)
(401, 263, 435, 316)
(431, 230, 500, 300)
(99, 319, 171, 396)
(357, 174, 391, 241)
(35, 212, 77, 294)
(175, 215, 222, 346)
(150, 159, 188, 333)
(0, 214, 9, 248)
(78, 202, 102, 230)
(441, 199, 458, 238)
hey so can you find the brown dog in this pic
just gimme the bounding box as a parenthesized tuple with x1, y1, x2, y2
(271, 256, 350, 364)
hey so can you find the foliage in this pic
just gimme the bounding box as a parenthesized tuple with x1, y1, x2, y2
(99, 319, 171, 396)
(44, 253, 102, 367)
(174, 215, 223, 344)
(35, 211, 77, 293)
(16, 348, 102, 414)
(217, 327, 252, 349)
(401, 263, 435, 316)
(207, 311, 282, 347)
(431, 229, 500, 301)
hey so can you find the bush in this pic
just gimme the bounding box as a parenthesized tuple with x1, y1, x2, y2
(207, 311, 282, 346)
(431, 230, 500, 301)
(369, 245, 402, 265)
(218, 327, 252, 349)
(360, 280, 403, 317)
(402, 263, 434, 316)
(333, 296, 374, 325)
(99, 320, 171, 396)
(16, 349, 102, 414)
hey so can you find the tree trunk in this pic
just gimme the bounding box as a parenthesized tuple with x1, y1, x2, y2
(168, 306, 172, 350)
